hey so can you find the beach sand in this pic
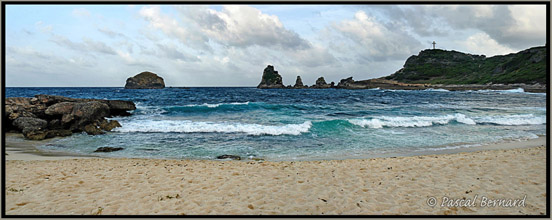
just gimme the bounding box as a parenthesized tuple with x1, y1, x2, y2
(4, 136, 547, 215)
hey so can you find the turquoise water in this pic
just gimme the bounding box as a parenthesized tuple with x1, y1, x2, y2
(6, 87, 547, 160)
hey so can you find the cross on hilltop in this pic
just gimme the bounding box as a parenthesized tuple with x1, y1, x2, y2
(432, 41, 436, 49)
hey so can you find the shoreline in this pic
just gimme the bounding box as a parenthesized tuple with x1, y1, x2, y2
(4, 132, 546, 161)
(5, 144, 546, 215)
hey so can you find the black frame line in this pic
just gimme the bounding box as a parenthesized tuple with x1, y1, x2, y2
(1, 0, 550, 218)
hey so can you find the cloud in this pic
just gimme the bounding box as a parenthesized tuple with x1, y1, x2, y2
(50, 34, 116, 55)
(179, 5, 311, 50)
(7, 46, 51, 60)
(35, 21, 53, 33)
(155, 43, 200, 62)
(82, 38, 117, 55)
(140, 5, 311, 51)
(285, 44, 336, 67)
(381, 5, 546, 50)
(98, 27, 127, 39)
(331, 11, 422, 62)
(139, 6, 211, 51)
(72, 8, 91, 18)
(458, 32, 516, 56)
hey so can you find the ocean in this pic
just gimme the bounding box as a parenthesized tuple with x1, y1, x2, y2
(5, 87, 547, 161)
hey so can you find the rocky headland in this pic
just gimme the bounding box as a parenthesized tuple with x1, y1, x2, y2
(125, 71, 165, 89)
(5, 95, 136, 140)
(256, 46, 546, 92)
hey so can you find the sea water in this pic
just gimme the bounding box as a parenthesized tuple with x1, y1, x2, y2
(5, 87, 547, 161)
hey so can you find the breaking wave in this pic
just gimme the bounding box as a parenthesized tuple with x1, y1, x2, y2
(348, 113, 545, 128)
(474, 114, 545, 125)
(114, 120, 312, 136)
(348, 114, 476, 128)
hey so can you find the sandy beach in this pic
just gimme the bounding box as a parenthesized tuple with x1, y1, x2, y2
(4, 136, 547, 215)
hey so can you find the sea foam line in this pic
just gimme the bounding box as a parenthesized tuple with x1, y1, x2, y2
(184, 102, 250, 108)
(474, 114, 545, 125)
(114, 120, 312, 136)
(348, 113, 545, 129)
(348, 113, 475, 129)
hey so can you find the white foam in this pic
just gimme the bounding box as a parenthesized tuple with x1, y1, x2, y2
(185, 102, 250, 108)
(135, 103, 167, 115)
(418, 143, 483, 152)
(424, 88, 450, 92)
(474, 114, 546, 125)
(501, 88, 525, 93)
(348, 113, 475, 128)
(114, 120, 312, 136)
(477, 88, 527, 93)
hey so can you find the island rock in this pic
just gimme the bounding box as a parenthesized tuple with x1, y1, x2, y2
(293, 76, 307, 88)
(311, 77, 331, 89)
(125, 71, 165, 89)
(257, 65, 285, 89)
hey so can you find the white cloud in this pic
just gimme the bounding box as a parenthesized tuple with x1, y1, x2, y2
(35, 20, 52, 33)
(50, 34, 116, 55)
(139, 6, 210, 51)
(506, 5, 546, 44)
(331, 11, 421, 61)
(98, 27, 127, 39)
(459, 33, 515, 56)
(72, 8, 91, 18)
(186, 5, 310, 50)
(385, 5, 546, 50)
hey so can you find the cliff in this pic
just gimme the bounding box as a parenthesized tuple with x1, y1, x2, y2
(385, 46, 546, 85)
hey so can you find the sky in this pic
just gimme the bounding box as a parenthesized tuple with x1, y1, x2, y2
(5, 4, 547, 87)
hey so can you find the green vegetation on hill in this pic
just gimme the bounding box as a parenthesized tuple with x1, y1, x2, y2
(385, 46, 546, 85)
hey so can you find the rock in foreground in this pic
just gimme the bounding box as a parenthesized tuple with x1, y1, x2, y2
(257, 65, 285, 89)
(94, 147, 124, 153)
(125, 71, 165, 89)
(5, 95, 135, 140)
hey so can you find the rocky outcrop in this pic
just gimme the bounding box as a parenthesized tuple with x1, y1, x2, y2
(337, 77, 354, 88)
(216, 155, 242, 160)
(311, 77, 332, 89)
(5, 95, 135, 140)
(125, 71, 165, 89)
(257, 65, 285, 89)
(94, 147, 124, 152)
(293, 76, 307, 88)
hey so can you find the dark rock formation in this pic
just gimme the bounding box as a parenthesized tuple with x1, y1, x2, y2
(99, 120, 122, 131)
(125, 71, 165, 89)
(216, 154, 242, 160)
(5, 94, 136, 140)
(311, 77, 332, 89)
(94, 147, 124, 153)
(257, 65, 285, 89)
(84, 124, 105, 135)
(293, 76, 307, 88)
(337, 77, 361, 89)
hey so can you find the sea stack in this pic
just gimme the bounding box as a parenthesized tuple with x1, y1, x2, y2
(311, 77, 331, 89)
(337, 77, 355, 88)
(257, 65, 285, 89)
(293, 76, 307, 88)
(125, 71, 165, 89)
